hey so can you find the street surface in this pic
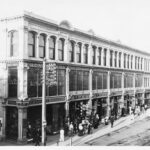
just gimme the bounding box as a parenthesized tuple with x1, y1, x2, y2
(84, 116, 150, 146)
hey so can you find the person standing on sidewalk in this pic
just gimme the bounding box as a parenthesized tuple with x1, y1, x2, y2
(110, 115, 114, 128)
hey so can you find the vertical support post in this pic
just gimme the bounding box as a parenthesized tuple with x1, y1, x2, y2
(42, 58, 46, 146)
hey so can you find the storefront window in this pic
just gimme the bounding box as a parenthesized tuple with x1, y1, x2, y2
(28, 69, 42, 97)
(58, 69, 66, 95)
(8, 67, 18, 97)
(69, 70, 89, 91)
(83, 71, 89, 90)
(110, 73, 122, 89)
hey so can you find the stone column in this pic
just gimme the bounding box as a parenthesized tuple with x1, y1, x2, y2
(46, 36, 49, 60)
(64, 38, 68, 62)
(87, 69, 93, 115)
(18, 62, 28, 100)
(17, 107, 27, 143)
(19, 27, 24, 59)
(36, 33, 40, 58)
(88, 43, 92, 65)
(81, 43, 84, 64)
(65, 67, 70, 117)
(107, 71, 110, 117)
(55, 37, 59, 61)
(0, 105, 6, 141)
(24, 28, 28, 59)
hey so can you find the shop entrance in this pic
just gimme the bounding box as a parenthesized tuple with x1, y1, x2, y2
(27, 103, 65, 135)
(6, 106, 18, 140)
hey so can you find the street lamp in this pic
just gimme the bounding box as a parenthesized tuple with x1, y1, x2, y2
(42, 58, 46, 146)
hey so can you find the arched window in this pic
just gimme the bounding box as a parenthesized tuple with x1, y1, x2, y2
(9, 30, 18, 57)
(76, 43, 81, 63)
(49, 37, 55, 60)
(39, 34, 46, 58)
(28, 31, 36, 57)
(58, 39, 64, 61)
(68, 41, 74, 62)
(83, 45, 88, 64)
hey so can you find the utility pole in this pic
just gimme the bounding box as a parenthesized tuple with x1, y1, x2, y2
(42, 58, 46, 146)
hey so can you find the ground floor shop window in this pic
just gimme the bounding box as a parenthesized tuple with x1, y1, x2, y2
(6, 106, 18, 140)
(27, 103, 65, 135)
(28, 69, 66, 97)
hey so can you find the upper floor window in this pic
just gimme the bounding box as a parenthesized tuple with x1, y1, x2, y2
(76, 43, 81, 63)
(135, 56, 137, 69)
(28, 31, 36, 57)
(141, 58, 143, 70)
(127, 55, 130, 69)
(9, 30, 19, 57)
(92, 46, 96, 65)
(39, 34, 46, 58)
(110, 50, 113, 67)
(68, 41, 74, 62)
(103, 48, 107, 66)
(83, 45, 88, 64)
(49, 36, 55, 60)
(97, 47, 102, 65)
(124, 54, 126, 68)
(114, 51, 117, 67)
(119, 52, 121, 68)
(138, 57, 140, 70)
(58, 39, 64, 61)
(131, 55, 133, 69)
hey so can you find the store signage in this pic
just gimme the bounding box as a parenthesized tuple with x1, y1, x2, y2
(124, 90, 134, 95)
(145, 89, 150, 93)
(70, 94, 89, 101)
(110, 91, 122, 96)
(136, 89, 144, 93)
(29, 96, 65, 106)
(92, 92, 108, 99)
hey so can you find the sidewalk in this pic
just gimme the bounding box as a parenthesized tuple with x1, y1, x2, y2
(50, 109, 150, 146)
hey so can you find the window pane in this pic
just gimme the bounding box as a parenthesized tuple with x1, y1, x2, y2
(8, 67, 17, 97)
(77, 71, 82, 91)
(83, 71, 89, 90)
(69, 70, 76, 91)
(58, 70, 66, 95)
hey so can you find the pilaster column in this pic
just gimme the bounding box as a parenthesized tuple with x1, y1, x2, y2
(107, 71, 110, 117)
(116, 51, 119, 68)
(121, 52, 124, 69)
(18, 62, 28, 100)
(36, 33, 40, 58)
(87, 69, 93, 115)
(55, 37, 59, 61)
(101, 48, 104, 67)
(0, 105, 6, 141)
(0, 64, 7, 98)
(19, 27, 24, 59)
(64, 38, 68, 62)
(17, 107, 27, 143)
(88, 43, 92, 65)
(126, 54, 128, 69)
(24, 28, 28, 59)
(81, 43, 84, 64)
(65, 67, 70, 117)
(46, 36, 49, 60)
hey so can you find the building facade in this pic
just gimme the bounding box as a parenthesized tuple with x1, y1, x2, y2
(0, 11, 150, 142)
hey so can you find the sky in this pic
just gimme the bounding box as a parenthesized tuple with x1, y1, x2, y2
(0, 0, 150, 53)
